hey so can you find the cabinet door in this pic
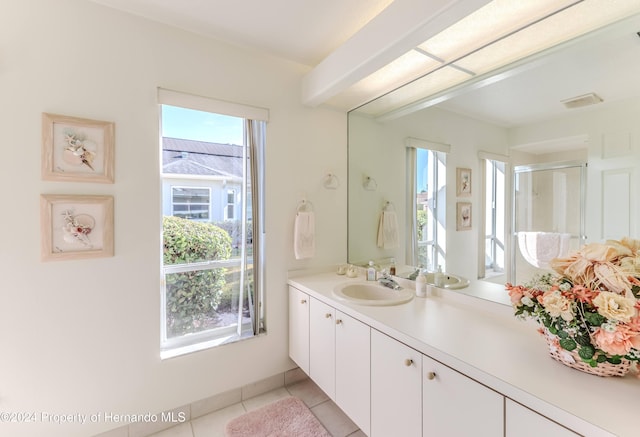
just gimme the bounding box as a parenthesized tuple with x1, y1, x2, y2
(288, 286, 309, 374)
(506, 399, 579, 437)
(423, 354, 503, 436)
(371, 329, 422, 437)
(309, 297, 336, 399)
(335, 311, 370, 436)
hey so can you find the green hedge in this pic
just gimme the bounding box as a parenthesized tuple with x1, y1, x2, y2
(163, 216, 232, 337)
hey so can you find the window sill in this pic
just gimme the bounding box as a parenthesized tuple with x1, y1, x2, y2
(161, 324, 257, 360)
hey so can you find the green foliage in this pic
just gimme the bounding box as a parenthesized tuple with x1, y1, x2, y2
(163, 216, 232, 337)
(416, 209, 428, 241)
(577, 344, 594, 360)
(583, 312, 606, 326)
(559, 338, 577, 351)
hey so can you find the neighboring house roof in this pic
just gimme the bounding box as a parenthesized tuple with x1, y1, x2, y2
(162, 137, 244, 178)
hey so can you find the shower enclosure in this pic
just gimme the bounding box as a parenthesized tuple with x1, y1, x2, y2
(511, 161, 587, 284)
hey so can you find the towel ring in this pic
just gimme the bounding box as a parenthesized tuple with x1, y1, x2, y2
(363, 175, 377, 191)
(383, 201, 395, 212)
(323, 173, 339, 190)
(297, 199, 314, 213)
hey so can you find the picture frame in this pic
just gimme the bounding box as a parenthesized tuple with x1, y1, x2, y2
(456, 202, 472, 231)
(42, 113, 115, 183)
(40, 194, 114, 261)
(456, 167, 472, 197)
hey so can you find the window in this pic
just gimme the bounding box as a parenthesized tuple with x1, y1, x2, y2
(159, 89, 267, 357)
(172, 186, 210, 220)
(408, 141, 447, 271)
(484, 159, 505, 277)
(225, 189, 236, 220)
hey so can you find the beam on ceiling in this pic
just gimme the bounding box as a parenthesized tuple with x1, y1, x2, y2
(301, 0, 491, 107)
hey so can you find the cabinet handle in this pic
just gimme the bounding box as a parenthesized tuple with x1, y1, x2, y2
(426, 371, 436, 380)
(325, 313, 332, 319)
(336, 319, 343, 325)
(404, 358, 413, 367)
(300, 299, 307, 304)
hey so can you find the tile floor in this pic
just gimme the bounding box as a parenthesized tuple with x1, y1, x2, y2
(147, 378, 365, 437)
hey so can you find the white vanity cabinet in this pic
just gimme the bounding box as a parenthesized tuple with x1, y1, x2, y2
(422, 354, 503, 436)
(288, 286, 309, 374)
(309, 297, 336, 398)
(371, 329, 423, 437)
(287, 275, 613, 436)
(290, 286, 371, 434)
(506, 399, 580, 437)
(335, 309, 371, 436)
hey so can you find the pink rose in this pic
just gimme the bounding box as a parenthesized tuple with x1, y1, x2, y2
(506, 284, 525, 306)
(593, 325, 636, 356)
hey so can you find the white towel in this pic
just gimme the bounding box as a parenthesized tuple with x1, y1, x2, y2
(518, 232, 571, 268)
(377, 210, 399, 249)
(294, 211, 315, 259)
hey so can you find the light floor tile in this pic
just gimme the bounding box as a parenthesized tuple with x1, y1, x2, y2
(241, 387, 290, 411)
(101, 374, 365, 437)
(284, 367, 308, 386)
(93, 425, 129, 437)
(311, 400, 359, 437)
(191, 403, 246, 437)
(286, 378, 330, 408)
(148, 421, 193, 437)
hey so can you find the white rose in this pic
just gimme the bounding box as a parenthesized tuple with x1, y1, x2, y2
(592, 291, 637, 323)
(542, 290, 574, 322)
(521, 296, 534, 307)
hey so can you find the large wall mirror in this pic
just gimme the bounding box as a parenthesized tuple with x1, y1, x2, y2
(347, 11, 640, 296)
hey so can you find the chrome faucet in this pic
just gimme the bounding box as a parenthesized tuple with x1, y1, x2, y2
(378, 270, 402, 290)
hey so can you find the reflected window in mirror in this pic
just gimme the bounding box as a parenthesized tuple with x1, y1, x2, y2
(482, 158, 506, 279)
(408, 147, 446, 271)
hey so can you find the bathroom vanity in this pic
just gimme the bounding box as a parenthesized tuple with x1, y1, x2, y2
(288, 271, 639, 437)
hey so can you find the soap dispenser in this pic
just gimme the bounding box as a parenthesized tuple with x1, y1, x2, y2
(434, 265, 444, 288)
(366, 261, 377, 281)
(415, 269, 427, 297)
(389, 258, 396, 276)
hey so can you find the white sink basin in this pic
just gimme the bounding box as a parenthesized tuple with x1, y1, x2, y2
(332, 282, 414, 306)
(423, 273, 469, 289)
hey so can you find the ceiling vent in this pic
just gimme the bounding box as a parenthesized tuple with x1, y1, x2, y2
(561, 92, 603, 109)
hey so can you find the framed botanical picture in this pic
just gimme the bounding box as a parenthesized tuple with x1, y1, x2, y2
(456, 167, 471, 197)
(456, 202, 472, 231)
(42, 113, 115, 183)
(40, 194, 114, 261)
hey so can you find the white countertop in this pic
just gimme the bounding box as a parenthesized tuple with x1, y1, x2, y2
(288, 271, 640, 437)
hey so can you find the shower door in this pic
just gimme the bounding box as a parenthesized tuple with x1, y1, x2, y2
(511, 161, 586, 284)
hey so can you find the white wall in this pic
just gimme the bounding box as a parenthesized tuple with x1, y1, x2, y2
(348, 107, 509, 281)
(0, 1, 346, 436)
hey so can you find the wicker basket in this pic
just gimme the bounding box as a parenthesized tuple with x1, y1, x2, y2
(542, 330, 631, 377)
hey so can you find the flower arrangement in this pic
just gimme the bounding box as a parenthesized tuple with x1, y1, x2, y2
(506, 238, 640, 376)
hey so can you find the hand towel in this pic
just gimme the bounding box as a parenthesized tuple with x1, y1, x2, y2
(518, 232, 571, 268)
(377, 210, 399, 249)
(294, 211, 315, 259)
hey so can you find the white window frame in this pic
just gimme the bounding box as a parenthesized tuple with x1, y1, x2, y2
(158, 88, 268, 358)
(478, 151, 509, 280)
(406, 137, 449, 271)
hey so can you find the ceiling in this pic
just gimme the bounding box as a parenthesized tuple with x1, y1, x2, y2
(89, 0, 640, 127)
(89, 0, 394, 67)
